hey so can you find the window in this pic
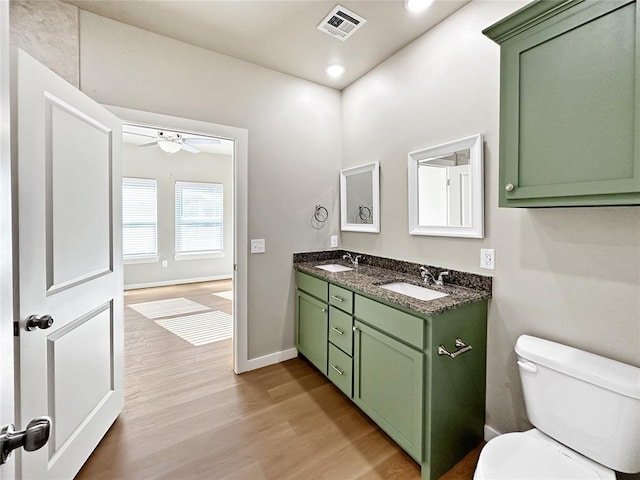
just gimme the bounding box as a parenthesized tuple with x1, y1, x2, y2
(122, 177, 158, 260)
(175, 181, 223, 255)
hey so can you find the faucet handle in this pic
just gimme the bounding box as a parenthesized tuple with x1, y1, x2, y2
(436, 271, 450, 285)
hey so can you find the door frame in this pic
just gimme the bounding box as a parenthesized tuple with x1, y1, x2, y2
(106, 106, 249, 374)
(0, 1, 14, 477)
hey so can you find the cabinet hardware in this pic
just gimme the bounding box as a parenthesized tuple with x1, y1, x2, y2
(505, 183, 514, 192)
(437, 338, 472, 359)
(331, 295, 344, 302)
(330, 326, 344, 335)
(330, 364, 344, 375)
(321, 308, 326, 313)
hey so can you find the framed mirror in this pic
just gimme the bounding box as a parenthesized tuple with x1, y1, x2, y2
(408, 134, 483, 238)
(340, 161, 380, 233)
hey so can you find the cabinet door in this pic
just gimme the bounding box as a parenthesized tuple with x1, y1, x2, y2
(498, 0, 640, 206)
(353, 321, 423, 461)
(296, 291, 328, 375)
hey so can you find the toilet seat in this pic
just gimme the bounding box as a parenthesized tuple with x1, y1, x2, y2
(474, 429, 616, 480)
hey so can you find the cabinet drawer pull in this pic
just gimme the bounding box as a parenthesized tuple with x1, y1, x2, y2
(330, 364, 344, 375)
(331, 295, 344, 302)
(505, 183, 515, 192)
(321, 308, 327, 313)
(330, 326, 344, 335)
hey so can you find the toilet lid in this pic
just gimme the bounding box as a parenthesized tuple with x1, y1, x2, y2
(475, 430, 616, 480)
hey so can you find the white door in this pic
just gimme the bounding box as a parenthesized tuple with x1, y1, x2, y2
(1, 3, 14, 480)
(13, 49, 123, 479)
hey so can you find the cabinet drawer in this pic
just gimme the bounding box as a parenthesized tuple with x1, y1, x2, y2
(354, 295, 424, 350)
(329, 306, 353, 356)
(329, 284, 353, 313)
(296, 271, 328, 302)
(328, 343, 353, 397)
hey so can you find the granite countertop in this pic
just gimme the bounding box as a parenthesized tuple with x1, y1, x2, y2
(293, 251, 492, 317)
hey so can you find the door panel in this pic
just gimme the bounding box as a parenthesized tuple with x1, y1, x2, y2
(14, 49, 123, 480)
(47, 95, 112, 291)
(296, 291, 328, 375)
(353, 321, 423, 461)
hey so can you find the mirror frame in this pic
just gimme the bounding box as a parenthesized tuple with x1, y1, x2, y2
(340, 161, 380, 233)
(408, 133, 484, 238)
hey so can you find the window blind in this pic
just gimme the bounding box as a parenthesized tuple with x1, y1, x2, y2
(122, 177, 158, 259)
(175, 181, 223, 254)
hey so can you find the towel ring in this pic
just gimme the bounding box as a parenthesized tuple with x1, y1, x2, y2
(314, 205, 328, 223)
(357, 205, 372, 223)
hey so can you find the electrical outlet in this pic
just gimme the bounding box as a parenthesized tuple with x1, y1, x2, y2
(480, 248, 495, 270)
(330, 235, 338, 248)
(162, 260, 168, 268)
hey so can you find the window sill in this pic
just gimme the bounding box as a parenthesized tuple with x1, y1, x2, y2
(124, 255, 159, 265)
(174, 252, 225, 261)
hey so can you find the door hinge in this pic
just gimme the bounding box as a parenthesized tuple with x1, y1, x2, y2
(13, 321, 19, 337)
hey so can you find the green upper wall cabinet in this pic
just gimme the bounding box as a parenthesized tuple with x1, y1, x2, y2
(484, 0, 640, 207)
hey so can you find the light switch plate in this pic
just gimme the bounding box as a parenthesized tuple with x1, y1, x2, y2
(330, 235, 338, 248)
(480, 248, 495, 270)
(251, 239, 266, 254)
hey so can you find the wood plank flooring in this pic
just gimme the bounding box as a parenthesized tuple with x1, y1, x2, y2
(76, 281, 481, 480)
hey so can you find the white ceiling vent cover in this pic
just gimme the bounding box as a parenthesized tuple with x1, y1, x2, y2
(317, 5, 367, 41)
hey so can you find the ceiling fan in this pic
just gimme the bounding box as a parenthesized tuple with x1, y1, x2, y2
(137, 130, 221, 154)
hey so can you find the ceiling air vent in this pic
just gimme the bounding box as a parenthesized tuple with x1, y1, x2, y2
(317, 5, 367, 41)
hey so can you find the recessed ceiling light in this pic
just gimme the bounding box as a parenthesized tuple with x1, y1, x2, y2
(404, 0, 434, 13)
(326, 64, 346, 78)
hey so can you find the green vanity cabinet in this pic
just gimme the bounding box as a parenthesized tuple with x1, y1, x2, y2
(353, 319, 424, 461)
(484, 0, 640, 207)
(295, 269, 488, 480)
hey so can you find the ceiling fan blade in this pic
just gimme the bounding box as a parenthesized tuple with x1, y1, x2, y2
(183, 137, 221, 145)
(181, 144, 200, 153)
(138, 141, 160, 148)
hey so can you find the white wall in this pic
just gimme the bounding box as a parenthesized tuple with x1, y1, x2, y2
(76, 13, 342, 360)
(122, 143, 233, 288)
(342, 0, 640, 454)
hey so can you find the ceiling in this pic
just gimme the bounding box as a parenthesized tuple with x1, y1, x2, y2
(64, 0, 469, 90)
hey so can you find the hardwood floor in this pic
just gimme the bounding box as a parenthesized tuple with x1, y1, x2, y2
(76, 281, 481, 480)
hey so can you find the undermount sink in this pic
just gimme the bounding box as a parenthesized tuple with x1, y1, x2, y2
(379, 282, 449, 301)
(315, 264, 353, 273)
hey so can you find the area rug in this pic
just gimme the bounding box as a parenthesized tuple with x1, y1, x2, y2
(213, 290, 233, 301)
(154, 311, 233, 346)
(128, 297, 209, 319)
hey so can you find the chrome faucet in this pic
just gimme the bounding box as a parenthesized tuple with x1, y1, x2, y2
(420, 267, 449, 286)
(343, 253, 364, 266)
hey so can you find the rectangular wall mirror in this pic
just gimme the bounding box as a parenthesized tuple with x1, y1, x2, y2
(408, 134, 484, 238)
(340, 161, 380, 233)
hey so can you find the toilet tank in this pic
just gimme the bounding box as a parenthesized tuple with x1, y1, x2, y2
(515, 335, 640, 474)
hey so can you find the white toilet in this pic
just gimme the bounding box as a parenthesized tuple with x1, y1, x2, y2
(474, 335, 640, 480)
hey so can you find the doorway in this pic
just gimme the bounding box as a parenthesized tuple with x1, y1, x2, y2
(121, 124, 235, 350)
(108, 106, 249, 373)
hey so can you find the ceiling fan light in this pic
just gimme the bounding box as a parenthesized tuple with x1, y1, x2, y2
(158, 140, 182, 154)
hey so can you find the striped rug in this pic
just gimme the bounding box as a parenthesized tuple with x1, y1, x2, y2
(128, 297, 209, 319)
(154, 311, 233, 346)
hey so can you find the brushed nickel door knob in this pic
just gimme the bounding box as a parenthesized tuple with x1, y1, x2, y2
(505, 183, 515, 192)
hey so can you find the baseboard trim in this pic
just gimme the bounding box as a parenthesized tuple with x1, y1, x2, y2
(242, 348, 298, 372)
(484, 424, 501, 441)
(124, 274, 232, 291)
